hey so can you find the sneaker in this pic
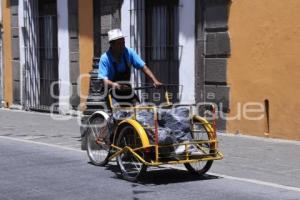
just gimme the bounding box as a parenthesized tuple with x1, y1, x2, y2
(175, 144, 205, 156)
(188, 145, 205, 156)
(174, 145, 186, 155)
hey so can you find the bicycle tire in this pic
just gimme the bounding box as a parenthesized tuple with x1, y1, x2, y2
(86, 115, 110, 166)
(116, 124, 147, 182)
(184, 117, 214, 175)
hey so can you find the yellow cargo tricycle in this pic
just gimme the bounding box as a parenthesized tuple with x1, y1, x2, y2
(85, 84, 223, 181)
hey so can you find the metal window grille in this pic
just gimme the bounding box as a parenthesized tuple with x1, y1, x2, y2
(130, 0, 181, 103)
(23, 0, 59, 111)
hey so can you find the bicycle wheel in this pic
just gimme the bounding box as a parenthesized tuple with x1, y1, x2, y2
(116, 124, 147, 182)
(86, 115, 110, 166)
(184, 119, 213, 175)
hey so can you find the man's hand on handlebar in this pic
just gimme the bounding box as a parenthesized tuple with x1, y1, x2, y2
(153, 80, 163, 88)
(112, 82, 131, 90)
(112, 82, 121, 90)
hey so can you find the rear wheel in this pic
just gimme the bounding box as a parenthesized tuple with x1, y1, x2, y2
(184, 119, 213, 175)
(116, 124, 147, 182)
(86, 115, 110, 166)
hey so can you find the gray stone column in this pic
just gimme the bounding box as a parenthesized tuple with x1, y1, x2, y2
(195, 0, 231, 130)
(68, 0, 80, 110)
(11, 0, 21, 106)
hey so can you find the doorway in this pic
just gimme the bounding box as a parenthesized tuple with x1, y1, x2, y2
(144, 0, 180, 103)
(23, 0, 59, 111)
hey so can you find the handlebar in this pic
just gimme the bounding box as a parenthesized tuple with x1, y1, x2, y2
(133, 84, 182, 91)
(107, 84, 182, 107)
(108, 84, 182, 92)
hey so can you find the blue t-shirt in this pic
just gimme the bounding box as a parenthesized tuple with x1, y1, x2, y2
(98, 47, 145, 80)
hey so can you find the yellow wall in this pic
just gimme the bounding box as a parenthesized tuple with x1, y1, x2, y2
(228, 0, 300, 140)
(78, 0, 93, 109)
(2, 0, 12, 107)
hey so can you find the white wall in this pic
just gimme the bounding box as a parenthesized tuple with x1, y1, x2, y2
(121, 0, 131, 47)
(121, 0, 144, 86)
(57, 0, 71, 113)
(179, 0, 195, 104)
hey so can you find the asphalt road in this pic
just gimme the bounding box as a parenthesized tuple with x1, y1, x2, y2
(0, 137, 299, 200)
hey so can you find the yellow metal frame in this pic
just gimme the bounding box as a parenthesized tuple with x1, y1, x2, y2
(108, 143, 223, 166)
(112, 119, 151, 147)
(106, 89, 223, 166)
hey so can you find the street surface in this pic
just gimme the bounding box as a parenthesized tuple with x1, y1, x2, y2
(0, 109, 300, 200)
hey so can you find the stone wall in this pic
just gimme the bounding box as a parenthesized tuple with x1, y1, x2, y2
(195, 0, 231, 130)
(68, 0, 80, 109)
(10, 0, 20, 105)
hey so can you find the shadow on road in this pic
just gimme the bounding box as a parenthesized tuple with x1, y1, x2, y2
(139, 168, 220, 185)
(104, 164, 221, 185)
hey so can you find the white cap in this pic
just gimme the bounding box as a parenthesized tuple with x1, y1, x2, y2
(108, 29, 125, 42)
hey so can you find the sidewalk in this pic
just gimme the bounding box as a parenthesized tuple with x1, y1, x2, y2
(0, 108, 299, 188)
(213, 133, 300, 188)
(0, 108, 81, 149)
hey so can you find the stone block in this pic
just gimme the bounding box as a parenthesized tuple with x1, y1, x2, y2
(69, 14, 78, 38)
(101, 15, 112, 33)
(194, 104, 226, 130)
(70, 84, 80, 108)
(195, 55, 205, 102)
(10, 0, 19, 14)
(11, 14, 18, 27)
(70, 62, 80, 84)
(68, 0, 78, 14)
(11, 6, 18, 15)
(205, 85, 230, 112)
(205, 32, 230, 56)
(216, 113, 227, 130)
(70, 52, 79, 62)
(12, 38, 20, 59)
(101, 36, 109, 52)
(205, 58, 227, 83)
(204, 0, 229, 30)
(11, 27, 19, 38)
(12, 60, 20, 81)
(69, 38, 79, 52)
(13, 80, 20, 104)
(10, 0, 18, 6)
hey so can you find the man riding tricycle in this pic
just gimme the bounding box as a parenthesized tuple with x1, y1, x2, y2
(84, 29, 223, 182)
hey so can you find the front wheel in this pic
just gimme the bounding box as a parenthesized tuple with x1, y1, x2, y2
(184, 119, 214, 175)
(184, 159, 213, 176)
(116, 124, 147, 182)
(86, 115, 110, 166)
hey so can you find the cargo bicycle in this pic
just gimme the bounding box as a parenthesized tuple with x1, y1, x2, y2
(85, 84, 223, 181)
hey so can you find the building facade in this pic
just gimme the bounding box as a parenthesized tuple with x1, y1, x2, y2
(1, 0, 299, 140)
(227, 0, 300, 140)
(1, 0, 78, 112)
